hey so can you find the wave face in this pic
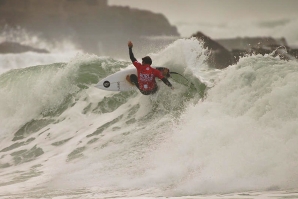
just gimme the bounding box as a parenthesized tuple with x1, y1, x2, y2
(0, 38, 298, 198)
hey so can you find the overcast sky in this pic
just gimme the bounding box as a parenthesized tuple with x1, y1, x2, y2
(108, 0, 298, 44)
(109, 0, 298, 23)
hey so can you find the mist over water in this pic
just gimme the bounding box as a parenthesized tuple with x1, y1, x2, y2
(176, 17, 298, 46)
(0, 37, 298, 199)
(0, 27, 83, 74)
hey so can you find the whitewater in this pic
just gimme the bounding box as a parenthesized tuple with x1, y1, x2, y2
(0, 38, 298, 199)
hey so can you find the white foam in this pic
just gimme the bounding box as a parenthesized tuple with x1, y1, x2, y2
(1, 39, 298, 198)
(140, 55, 298, 195)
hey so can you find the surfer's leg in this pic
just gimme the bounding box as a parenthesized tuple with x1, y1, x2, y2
(126, 75, 134, 86)
(129, 74, 140, 89)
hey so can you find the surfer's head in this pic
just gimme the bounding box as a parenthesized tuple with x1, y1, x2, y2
(142, 56, 152, 65)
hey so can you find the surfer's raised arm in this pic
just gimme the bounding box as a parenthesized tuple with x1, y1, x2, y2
(126, 40, 174, 95)
(128, 41, 137, 63)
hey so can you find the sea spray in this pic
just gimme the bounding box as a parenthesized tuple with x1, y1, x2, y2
(0, 54, 119, 136)
(0, 39, 205, 194)
(1, 38, 296, 198)
(140, 55, 298, 195)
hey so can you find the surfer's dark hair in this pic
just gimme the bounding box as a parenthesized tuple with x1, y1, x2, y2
(142, 56, 152, 65)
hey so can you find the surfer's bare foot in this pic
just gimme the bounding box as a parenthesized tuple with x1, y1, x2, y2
(126, 75, 134, 86)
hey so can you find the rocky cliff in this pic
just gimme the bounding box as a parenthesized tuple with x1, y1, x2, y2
(216, 37, 298, 62)
(191, 32, 297, 69)
(216, 37, 288, 51)
(0, 0, 179, 57)
(192, 32, 237, 69)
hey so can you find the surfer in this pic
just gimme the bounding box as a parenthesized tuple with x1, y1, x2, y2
(126, 41, 173, 95)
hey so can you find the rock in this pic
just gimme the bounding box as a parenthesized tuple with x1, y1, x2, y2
(289, 49, 298, 59)
(191, 32, 236, 69)
(216, 37, 288, 51)
(0, 42, 49, 54)
(217, 37, 298, 61)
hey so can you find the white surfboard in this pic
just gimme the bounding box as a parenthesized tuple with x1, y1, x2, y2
(95, 68, 137, 91)
(95, 67, 173, 92)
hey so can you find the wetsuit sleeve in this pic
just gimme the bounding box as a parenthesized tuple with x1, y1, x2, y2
(161, 77, 173, 88)
(129, 47, 142, 69)
(153, 68, 173, 88)
(129, 47, 137, 62)
(155, 67, 165, 70)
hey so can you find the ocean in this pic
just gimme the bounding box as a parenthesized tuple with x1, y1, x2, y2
(0, 38, 298, 199)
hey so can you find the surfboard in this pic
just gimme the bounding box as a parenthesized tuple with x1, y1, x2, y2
(95, 68, 137, 91)
(95, 67, 171, 92)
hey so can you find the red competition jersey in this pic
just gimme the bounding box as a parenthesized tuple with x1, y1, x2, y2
(133, 61, 164, 91)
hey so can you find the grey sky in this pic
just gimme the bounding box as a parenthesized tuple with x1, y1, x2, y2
(108, 0, 298, 24)
(108, 0, 298, 44)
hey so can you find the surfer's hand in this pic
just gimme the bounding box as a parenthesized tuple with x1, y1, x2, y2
(171, 86, 174, 90)
(128, 41, 133, 48)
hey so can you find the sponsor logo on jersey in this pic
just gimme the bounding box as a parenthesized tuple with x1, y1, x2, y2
(139, 73, 154, 82)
